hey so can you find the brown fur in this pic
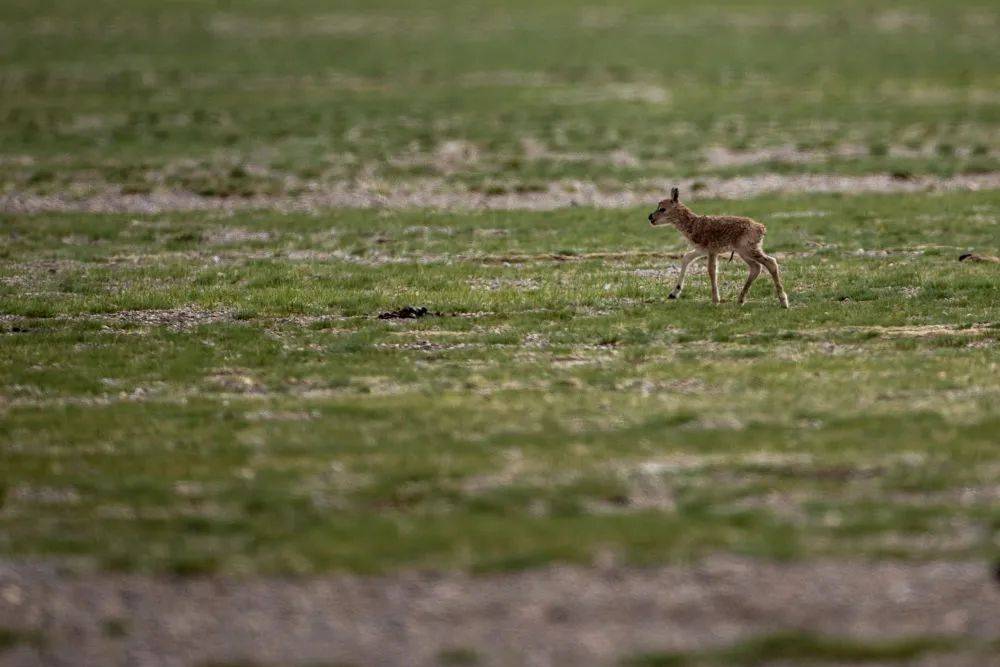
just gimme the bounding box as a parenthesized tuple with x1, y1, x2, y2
(648, 188, 789, 307)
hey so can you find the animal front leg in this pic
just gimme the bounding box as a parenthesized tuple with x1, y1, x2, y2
(707, 253, 720, 303)
(669, 249, 705, 299)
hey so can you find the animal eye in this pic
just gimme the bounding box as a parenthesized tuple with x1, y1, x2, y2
(657, 208, 665, 213)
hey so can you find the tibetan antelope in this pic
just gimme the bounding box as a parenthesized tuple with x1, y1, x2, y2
(648, 188, 789, 308)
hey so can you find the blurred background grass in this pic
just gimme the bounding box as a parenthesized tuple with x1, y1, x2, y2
(1, 0, 998, 197)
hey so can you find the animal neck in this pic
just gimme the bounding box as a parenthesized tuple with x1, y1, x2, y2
(667, 204, 699, 235)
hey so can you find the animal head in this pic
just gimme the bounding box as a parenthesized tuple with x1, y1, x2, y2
(648, 187, 681, 226)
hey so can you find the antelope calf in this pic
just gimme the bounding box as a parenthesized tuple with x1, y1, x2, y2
(648, 188, 788, 308)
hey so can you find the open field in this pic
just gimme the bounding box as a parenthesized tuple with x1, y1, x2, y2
(2, 192, 1000, 665)
(4, 191, 1000, 571)
(2, 0, 1000, 665)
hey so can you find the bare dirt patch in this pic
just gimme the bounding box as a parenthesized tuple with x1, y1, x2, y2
(549, 83, 671, 105)
(863, 324, 995, 338)
(702, 142, 1000, 169)
(83, 307, 234, 331)
(373, 341, 475, 352)
(206, 370, 268, 395)
(0, 558, 996, 667)
(736, 323, 997, 342)
(203, 227, 272, 245)
(467, 277, 541, 291)
(473, 250, 684, 264)
(6, 173, 1000, 213)
(703, 144, 869, 168)
(207, 12, 439, 38)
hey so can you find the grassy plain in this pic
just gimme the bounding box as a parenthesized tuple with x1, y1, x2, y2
(2, 192, 999, 573)
(1, 1, 999, 663)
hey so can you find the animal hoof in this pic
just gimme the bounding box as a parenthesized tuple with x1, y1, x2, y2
(779, 294, 789, 309)
(667, 293, 677, 300)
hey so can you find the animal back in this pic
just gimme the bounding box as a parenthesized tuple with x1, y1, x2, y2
(685, 215, 763, 250)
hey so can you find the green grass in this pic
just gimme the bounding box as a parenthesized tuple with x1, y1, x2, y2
(437, 648, 481, 666)
(623, 632, 960, 666)
(1, 191, 999, 573)
(1, 0, 998, 197)
(0, 627, 45, 651)
(2, 0, 1000, 576)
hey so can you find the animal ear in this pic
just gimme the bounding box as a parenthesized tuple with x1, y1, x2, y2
(671, 187, 679, 202)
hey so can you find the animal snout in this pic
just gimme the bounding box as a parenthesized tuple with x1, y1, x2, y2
(648, 213, 654, 222)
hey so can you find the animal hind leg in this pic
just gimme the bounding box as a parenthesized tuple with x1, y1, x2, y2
(751, 247, 789, 308)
